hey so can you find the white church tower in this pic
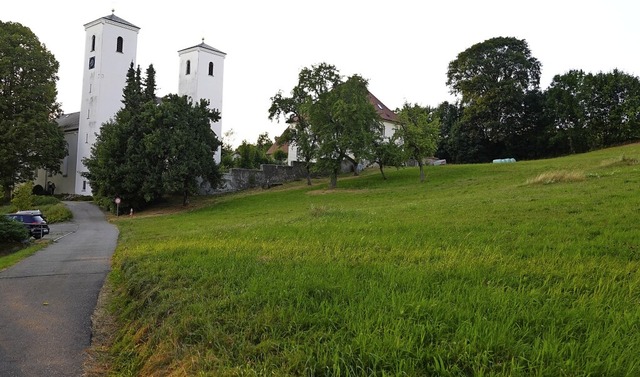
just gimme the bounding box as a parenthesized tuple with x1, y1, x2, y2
(75, 12, 140, 194)
(178, 41, 226, 163)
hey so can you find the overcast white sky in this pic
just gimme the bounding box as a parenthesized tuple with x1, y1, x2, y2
(4, 0, 639, 147)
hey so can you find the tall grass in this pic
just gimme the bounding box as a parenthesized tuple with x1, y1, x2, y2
(108, 143, 640, 376)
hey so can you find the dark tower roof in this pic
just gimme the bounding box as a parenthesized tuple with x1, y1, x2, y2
(84, 13, 140, 30)
(178, 41, 226, 56)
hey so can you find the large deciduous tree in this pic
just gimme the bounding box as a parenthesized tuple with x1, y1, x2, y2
(269, 63, 342, 185)
(446, 36, 542, 162)
(0, 21, 67, 201)
(545, 69, 640, 154)
(396, 103, 440, 182)
(310, 74, 382, 188)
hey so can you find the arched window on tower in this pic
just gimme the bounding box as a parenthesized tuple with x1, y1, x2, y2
(91, 35, 95, 51)
(186, 60, 191, 75)
(208, 62, 214, 76)
(116, 36, 123, 53)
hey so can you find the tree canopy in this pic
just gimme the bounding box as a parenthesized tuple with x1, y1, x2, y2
(269, 63, 342, 185)
(395, 103, 440, 182)
(0, 21, 67, 201)
(270, 63, 383, 188)
(545, 69, 640, 154)
(311, 74, 382, 187)
(445, 36, 543, 162)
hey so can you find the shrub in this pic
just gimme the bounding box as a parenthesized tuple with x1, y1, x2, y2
(45, 203, 73, 223)
(33, 195, 60, 206)
(0, 216, 29, 243)
(11, 182, 34, 211)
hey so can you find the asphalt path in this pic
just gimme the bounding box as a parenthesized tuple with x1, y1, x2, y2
(0, 201, 118, 377)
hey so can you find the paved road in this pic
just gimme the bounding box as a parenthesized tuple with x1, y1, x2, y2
(0, 202, 118, 377)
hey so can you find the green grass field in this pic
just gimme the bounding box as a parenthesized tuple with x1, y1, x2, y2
(106, 143, 640, 376)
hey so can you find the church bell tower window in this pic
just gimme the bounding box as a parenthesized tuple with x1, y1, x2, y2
(91, 35, 95, 51)
(116, 36, 123, 53)
(208, 62, 214, 76)
(186, 60, 191, 75)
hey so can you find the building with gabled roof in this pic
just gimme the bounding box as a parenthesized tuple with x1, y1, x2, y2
(269, 91, 401, 166)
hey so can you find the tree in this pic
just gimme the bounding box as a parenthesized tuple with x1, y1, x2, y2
(396, 103, 440, 182)
(310, 75, 382, 188)
(269, 63, 342, 185)
(0, 21, 67, 202)
(84, 63, 151, 210)
(446, 36, 542, 161)
(545, 69, 640, 153)
(273, 149, 288, 164)
(256, 132, 273, 154)
(236, 140, 259, 169)
(435, 101, 463, 162)
(219, 129, 237, 171)
(156, 94, 222, 206)
(370, 133, 404, 180)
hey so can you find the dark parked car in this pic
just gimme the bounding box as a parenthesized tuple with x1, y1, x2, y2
(5, 213, 50, 239)
(14, 209, 47, 221)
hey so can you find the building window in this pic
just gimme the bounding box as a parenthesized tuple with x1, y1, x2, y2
(62, 156, 68, 177)
(82, 181, 87, 191)
(88, 56, 95, 70)
(91, 35, 95, 51)
(116, 36, 123, 53)
(186, 60, 191, 75)
(208, 62, 214, 76)
(85, 133, 89, 143)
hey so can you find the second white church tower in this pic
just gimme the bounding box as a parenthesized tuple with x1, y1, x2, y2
(178, 41, 226, 163)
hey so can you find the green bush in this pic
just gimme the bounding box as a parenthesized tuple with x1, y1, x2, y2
(33, 195, 60, 206)
(45, 203, 73, 223)
(0, 216, 29, 243)
(11, 182, 33, 211)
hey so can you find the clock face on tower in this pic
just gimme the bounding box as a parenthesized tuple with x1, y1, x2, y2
(89, 56, 95, 69)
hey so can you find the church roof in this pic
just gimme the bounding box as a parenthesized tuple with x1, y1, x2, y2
(85, 13, 140, 30)
(56, 112, 80, 132)
(178, 42, 226, 56)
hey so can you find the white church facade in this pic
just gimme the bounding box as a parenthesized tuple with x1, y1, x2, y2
(38, 12, 225, 196)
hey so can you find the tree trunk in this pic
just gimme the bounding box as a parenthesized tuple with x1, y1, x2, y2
(182, 188, 189, 206)
(305, 164, 312, 186)
(379, 164, 387, 180)
(419, 162, 425, 182)
(329, 170, 338, 189)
